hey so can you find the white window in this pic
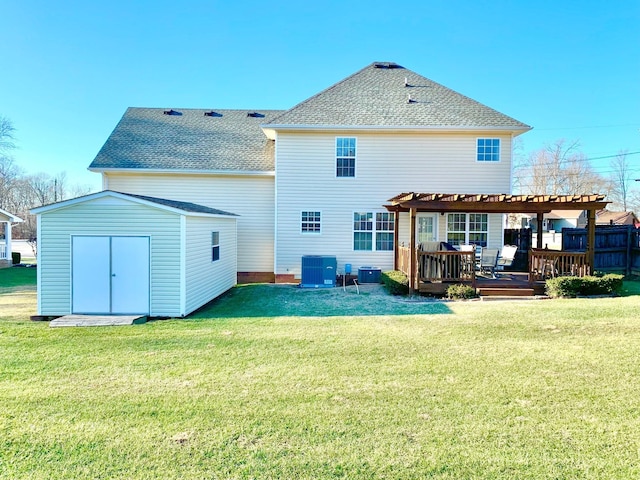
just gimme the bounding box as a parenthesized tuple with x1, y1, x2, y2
(447, 213, 488, 247)
(336, 137, 356, 177)
(353, 212, 395, 251)
(375, 212, 395, 251)
(477, 138, 500, 162)
(211, 232, 220, 261)
(301, 211, 321, 233)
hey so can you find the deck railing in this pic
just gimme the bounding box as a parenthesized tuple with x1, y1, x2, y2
(397, 245, 411, 277)
(529, 248, 589, 282)
(0, 244, 6, 260)
(418, 251, 476, 283)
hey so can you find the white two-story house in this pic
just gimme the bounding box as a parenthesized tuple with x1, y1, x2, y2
(89, 61, 531, 283)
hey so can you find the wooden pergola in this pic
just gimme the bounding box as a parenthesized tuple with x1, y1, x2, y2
(385, 193, 609, 292)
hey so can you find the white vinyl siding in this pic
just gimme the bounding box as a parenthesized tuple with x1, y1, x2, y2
(105, 173, 274, 274)
(275, 131, 512, 277)
(185, 216, 236, 315)
(38, 196, 181, 317)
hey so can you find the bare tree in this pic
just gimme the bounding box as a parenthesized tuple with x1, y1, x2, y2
(514, 139, 606, 195)
(608, 150, 632, 211)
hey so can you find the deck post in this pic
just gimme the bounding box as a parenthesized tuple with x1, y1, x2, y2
(393, 209, 399, 270)
(587, 208, 596, 274)
(536, 213, 544, 248)
(409, 208, 416, 293)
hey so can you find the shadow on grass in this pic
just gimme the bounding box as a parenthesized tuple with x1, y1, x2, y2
(189, 284, 453, 319)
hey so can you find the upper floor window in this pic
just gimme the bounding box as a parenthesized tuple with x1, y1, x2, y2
(301, 211, 321, 234)
(336, 137, 356, 177)
(477, 138, 500, 162)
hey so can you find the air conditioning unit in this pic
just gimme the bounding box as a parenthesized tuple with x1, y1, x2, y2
(300, 255, 337, 288)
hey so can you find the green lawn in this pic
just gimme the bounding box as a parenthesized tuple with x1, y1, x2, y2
(0, 266, 36, 291)
(1, 278, 640, 478)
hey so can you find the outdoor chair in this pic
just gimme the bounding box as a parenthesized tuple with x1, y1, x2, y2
(495, 245, 518, 277)
(479, 248, 500, 278)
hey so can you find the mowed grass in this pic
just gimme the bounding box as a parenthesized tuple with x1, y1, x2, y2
(1, 278, 640, 478)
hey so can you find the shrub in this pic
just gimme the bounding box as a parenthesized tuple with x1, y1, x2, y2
(446, 283, 477, 300)
(545, 274, 624, 298)
(11, 252, 21, 265)
(381, 270, 409, 295)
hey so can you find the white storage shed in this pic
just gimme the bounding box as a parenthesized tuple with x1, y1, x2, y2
(31, 190, 238, 318)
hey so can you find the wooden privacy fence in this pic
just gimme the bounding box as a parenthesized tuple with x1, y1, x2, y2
(562, 225, 640, 275)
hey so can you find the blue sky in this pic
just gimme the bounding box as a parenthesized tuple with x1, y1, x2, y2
(2, 0, 639, 191)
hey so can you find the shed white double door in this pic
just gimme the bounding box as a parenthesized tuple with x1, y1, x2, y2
(72, 236, 150, 314)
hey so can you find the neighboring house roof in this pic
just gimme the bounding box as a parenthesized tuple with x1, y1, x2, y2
(89, 108, 283, 173)
(596, 209, 638, 225)
(31, 190, 238, 217)
(545, 210, 585, 221)
(265, 62, 531, 131)
(0, 207, 23, 223)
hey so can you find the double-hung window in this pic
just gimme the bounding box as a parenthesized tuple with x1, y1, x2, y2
(211, 232, 220, 262)
(353, 212, 395, 251)
(336, 137, 356, 177)
(477, 138, 500, 162)
(301, 211, 321, 233)
(447, 213, 488, 247)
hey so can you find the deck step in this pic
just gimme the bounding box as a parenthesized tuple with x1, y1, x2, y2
(477, 288, 536, 297)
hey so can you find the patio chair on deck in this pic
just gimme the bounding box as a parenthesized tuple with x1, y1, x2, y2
(479, 248, 499, 278)
(495, 245, 518, 277)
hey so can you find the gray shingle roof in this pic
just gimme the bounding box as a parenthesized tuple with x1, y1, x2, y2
(117, 191, 238, 216)
(267, 62, 530, 129)
(89, 108, 283, 172)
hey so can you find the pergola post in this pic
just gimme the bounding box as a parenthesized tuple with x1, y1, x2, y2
(409, 208, 416, 293)
(587, 208, 596, 274)
(536, 213, 544, 248)
(393, 209, 399, 270)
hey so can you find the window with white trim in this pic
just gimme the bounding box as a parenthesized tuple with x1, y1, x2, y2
(477, 138, 500, 162)
(447, 213, 488, 247)
(211, 232, 220, 262)
(336, 137, 356, 177)
(353, 212, 395, 251)
(301, 211, 321, 233)
(375, 212, 395, 251)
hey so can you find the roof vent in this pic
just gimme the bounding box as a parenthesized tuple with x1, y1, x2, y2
(374, 62, 401, 69)
(404, 77, 410, 87)
(247, 112, 265, 118)
(407, 94, 416, 104)
(204, 110, 222, 117)
(163, 109, 182, 116)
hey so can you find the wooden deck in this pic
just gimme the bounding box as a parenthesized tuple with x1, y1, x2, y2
(50, 315, 147, 327)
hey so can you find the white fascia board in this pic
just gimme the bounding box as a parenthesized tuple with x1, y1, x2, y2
(88, 168, 275, 176)
(261, 124, 532, 135)
(0, 207, 23, 223)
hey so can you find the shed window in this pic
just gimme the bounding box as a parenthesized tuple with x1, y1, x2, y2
(212, 232, 220, 262)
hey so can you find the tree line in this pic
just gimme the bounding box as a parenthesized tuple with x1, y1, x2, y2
(0, 116, 92, 240)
